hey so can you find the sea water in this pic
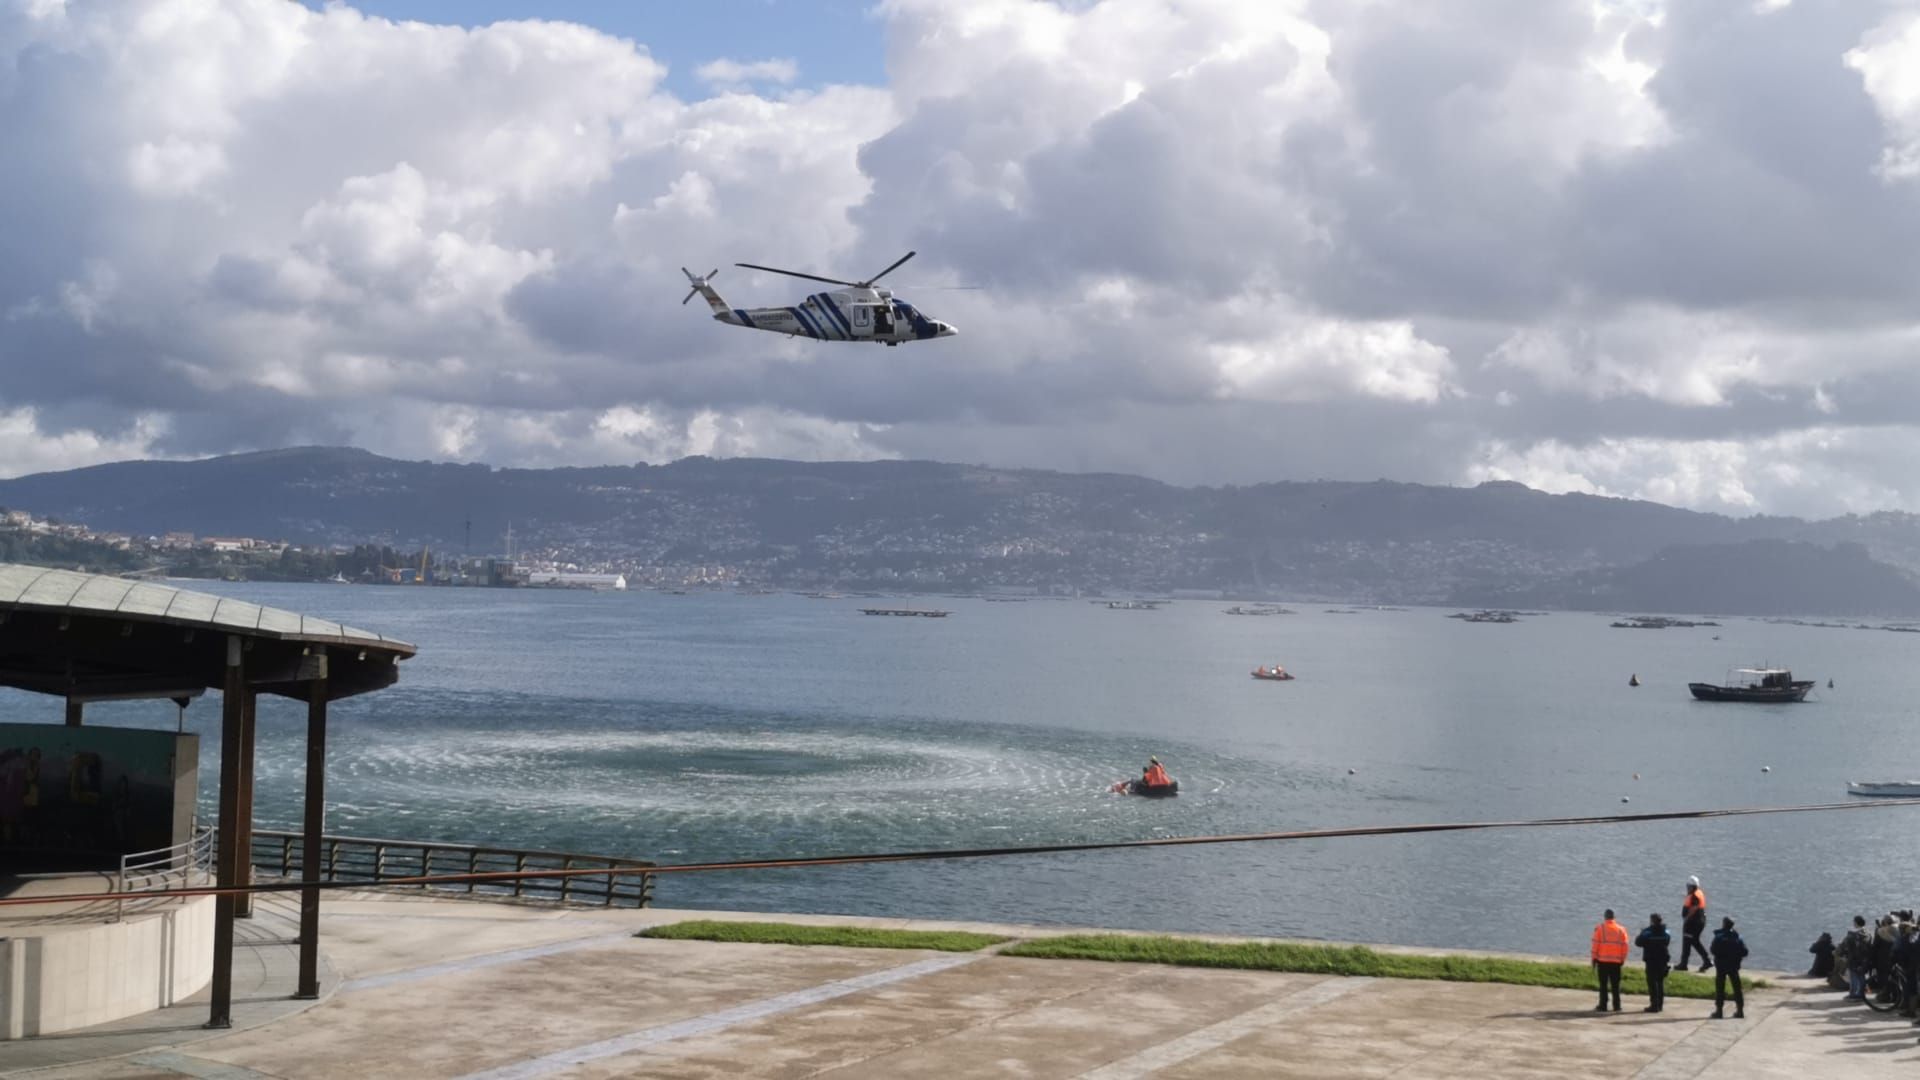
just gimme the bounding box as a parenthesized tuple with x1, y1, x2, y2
(10, 583, 1919, 970)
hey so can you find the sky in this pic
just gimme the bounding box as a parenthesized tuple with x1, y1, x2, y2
(5, 0, 1920, 518)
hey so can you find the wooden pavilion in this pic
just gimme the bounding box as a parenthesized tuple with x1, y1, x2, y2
(0, 564, 415, 1026)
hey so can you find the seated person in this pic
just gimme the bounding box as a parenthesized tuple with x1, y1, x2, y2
(1808, 932, 1835, 978)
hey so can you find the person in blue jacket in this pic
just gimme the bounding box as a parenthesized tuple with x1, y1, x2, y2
(1710, 916, 1749, 1019)
(1636, 913, 1673, 1013)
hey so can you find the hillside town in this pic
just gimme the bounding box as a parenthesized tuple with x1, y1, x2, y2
(0, 507, 633, 590)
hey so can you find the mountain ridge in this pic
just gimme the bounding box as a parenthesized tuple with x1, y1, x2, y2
(4, 446, 1919, 614)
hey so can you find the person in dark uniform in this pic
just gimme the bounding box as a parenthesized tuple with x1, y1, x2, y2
(1710, 916, 1749, 1019)
(1636, 913, 1673, 1013)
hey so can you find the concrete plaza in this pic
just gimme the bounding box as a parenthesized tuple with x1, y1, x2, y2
(5, 894, 1916, 1079)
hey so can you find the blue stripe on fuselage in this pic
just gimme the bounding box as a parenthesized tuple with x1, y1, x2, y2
(788, 306, 820, 339)
(734, 308, 756, 329)
(807, 296, 840, 339)
(815, 293, 853, 338)
(801, 298, 832, 338)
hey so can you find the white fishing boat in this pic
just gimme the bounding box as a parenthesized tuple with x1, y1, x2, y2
(1847, 780, 1920, 798)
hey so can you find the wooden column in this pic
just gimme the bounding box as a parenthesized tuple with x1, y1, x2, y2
(207, 636, 244, 1029)
(235, 687, 258, 919)
(296, 655, 328, 1000)
(64, 698, 82, 726)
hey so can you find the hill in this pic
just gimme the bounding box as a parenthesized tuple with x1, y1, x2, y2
(1452, 540, 1920, 617)
(2, 447, 1919, 613)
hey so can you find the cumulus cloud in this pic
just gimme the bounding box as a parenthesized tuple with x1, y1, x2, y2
(2, 0, 1920, 516)
(1467, 426, 1920, 519)
(694, 57, 799, 91)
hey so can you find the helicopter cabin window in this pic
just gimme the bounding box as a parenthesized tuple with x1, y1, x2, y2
(876, 305, 896, 335)
(852, 305, 870, 332)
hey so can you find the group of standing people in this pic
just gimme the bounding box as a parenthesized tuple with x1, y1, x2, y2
(1590, 876, 1749, 1018)
(1830, 911, 1919, 1009)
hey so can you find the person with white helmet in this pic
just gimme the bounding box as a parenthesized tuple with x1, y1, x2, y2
(1681, 876, 1712, 973)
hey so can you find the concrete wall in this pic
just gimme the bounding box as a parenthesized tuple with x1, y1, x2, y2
(0, 895, 213, 1039)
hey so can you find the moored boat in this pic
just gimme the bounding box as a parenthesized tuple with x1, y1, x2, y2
(1848, 781, 1920, 798)
(1251, 665, 1294, 681)
(1111, 777, 1179, 797)
(1687, 667, 1814, 703)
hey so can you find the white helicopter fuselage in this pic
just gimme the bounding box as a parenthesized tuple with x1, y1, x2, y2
(684, 275, 956, 346)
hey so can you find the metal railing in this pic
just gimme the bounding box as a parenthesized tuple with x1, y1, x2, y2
(248, 831, 655, 908)
(116, 820, 217, 921)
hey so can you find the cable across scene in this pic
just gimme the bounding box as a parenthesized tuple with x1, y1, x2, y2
(7, 797, 1917, 909)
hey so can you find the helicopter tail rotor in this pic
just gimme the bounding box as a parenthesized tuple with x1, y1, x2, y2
(681, 267, 719, 305)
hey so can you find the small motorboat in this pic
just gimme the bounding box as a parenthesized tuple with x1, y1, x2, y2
(1848, 781, 1920, 798)
(1111, 777, 1179, 797)
(1251, 665, 1294, 681)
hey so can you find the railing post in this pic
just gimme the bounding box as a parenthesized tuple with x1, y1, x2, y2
(467, 850, 477, 894)
(328, 838, 339, 879)
(374, 844, 386, 881)
(559, 856, 573, 903)
(604, 862, 615, 907)
(513, 853, 526, 897)
(421, 847, 431, 891)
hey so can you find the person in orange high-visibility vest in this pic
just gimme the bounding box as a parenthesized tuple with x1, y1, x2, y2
(1681, 877, 1711, 973)
(1142, 756, 1171, 788)
(1592, 908, 1632, 1012)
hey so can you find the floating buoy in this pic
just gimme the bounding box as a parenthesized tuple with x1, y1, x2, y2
(1633, 773, 1640, 780)
(1347, 768, 1356, 775)
(1762, 766, 1771, 773)
(1629, 674, 1640, 687)
(1621, 796, 1631, 803)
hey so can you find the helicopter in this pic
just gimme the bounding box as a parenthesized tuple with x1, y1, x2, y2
(681, 251, 957, 346)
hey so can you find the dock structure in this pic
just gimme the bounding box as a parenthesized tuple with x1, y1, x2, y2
(0, 565, 415, 1038)
(859, 607, 950, 617)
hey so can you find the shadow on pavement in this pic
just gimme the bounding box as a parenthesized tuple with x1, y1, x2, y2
(1775, 978, 1920, 1056)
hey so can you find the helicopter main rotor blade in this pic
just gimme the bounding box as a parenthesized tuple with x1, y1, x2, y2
(862, 250, 916, 287)
(735, 262, 860, 288)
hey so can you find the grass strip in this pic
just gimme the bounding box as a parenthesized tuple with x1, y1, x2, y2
(1000, 935, 1763, 999)
(637, 920, 1008, 952)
